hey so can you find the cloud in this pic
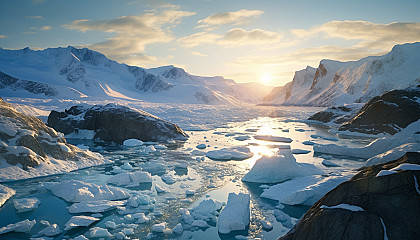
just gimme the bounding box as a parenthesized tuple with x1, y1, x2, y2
(127, 0, 178, 8)
(178, 28, 283, 47)
(26, 16, 44, 19)
(197, 9, 263, 29)
(293, 20, 420, 50)
(0, 35, 7, 39)
(64, 10, 195, 65)
(191, 51, 207, 57)
(31, 26, 51, 31)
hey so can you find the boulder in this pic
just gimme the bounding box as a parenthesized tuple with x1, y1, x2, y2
(307, 105, 359, 124)
(279, 152, 420, 240)
(339, 86, 420, 134)
(47, 103, 188, 142)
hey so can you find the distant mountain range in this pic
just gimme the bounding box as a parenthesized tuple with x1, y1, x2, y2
(0, 46, 271, 105)
(264, 42, 420, 106)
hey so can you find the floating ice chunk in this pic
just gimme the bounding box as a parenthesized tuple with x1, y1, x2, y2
(167, 139, 176, 144)
(155, 184, 167, 193)
(90, 227, 112, 238)
(13, 197, 40, 213)
(206, 146, 253, 161)
(110, 166, 126, 174)
(235, 136, 250, 141)
(140, 161, 168, 174)
(261, 175, 349, 206)
(302, 141, 315, 145)
(152, 222, 167, 233)
(191, 199, 223, 222)
(121, 162, 133, 170)
(179, 208, 194, 225)
(191, 220, 209, 228)
(121, 228, 134, 235)
(38, 223, 62, 237)
(64, 216, 100, 231)
(321, 203, 365, 212)
(0, 219, 36, 234)
(107, 171, 152, 187)
(44, 180, 129, 202)
(366, 142, 420, 166)
(254, 135, 293, 143)
(0, 184, 15, 207)
(291, 149, 311, 154)
(115, 232, 125, 240)
(105, 221, 118, 229)
(68, 200, 125, 213)
(260, 219, 273, 230)
(196, 144, 207, 149)
(154, 144, 167, 150)
(91, 213, 103, 218)
(40, 220, 50, 226)
(161, 174, 177, 184)
(123, 139, 144, 147)
(73, 235, 88, 240)
(186, 190, 195, 196)
(172, 223, 183, 234)
(242, 150, 323, 183)
(134, 213, 150, 224)
(218, 193, 250, 234)
(145, 145, 157, 153)
(175, 160, 188, 169)
(322, 159, 340, 167)
(273, 209, 293, 228)
(76, 144, 90, 150)
(310, 134, 338, 141)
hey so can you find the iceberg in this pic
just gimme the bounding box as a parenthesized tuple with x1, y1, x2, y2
(107, 171, 152, 187)
(218, 193, 250, 234)
(68, 200, 126, 213)
(64, 216, 100, 231)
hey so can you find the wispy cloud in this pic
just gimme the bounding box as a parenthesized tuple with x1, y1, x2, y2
(127, 0, 178, 8)
(178, 28, 283, 47)
(64, 10, 195, 66)
(191, 51, 207, 57)
(26, 16, 44, 19)
(31, 26, 52, 31)
(197, 9, 263, 30)
(0, 35, 7, 39)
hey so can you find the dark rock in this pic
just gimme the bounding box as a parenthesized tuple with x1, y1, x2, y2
(279, 152, 420, 240)
(47, 103, 189, 143)
(308, 105, 358, 124)
(339, 86, 420, 135)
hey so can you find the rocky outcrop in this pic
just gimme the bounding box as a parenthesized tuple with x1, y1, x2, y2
(279, 152, 420, 240)
(338, 86, 420, 134)
(0, 71, 57, 97)
(308, 105, 359, 124)
(0, 97, 99, 170)
(47, 103, 189, 143)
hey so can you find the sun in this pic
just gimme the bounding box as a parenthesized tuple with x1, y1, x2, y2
(260, 73, 272, 85)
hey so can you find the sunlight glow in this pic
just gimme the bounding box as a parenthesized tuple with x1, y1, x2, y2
(260, 73, 272, 85)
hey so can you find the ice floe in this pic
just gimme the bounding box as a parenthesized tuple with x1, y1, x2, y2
(0, 184, 15, 207)
(89, 227, 112, 238)
(44, 179, 129, 202)
(261, 174, 350, 206)
(366, 142, 420, 166)
(190, 198, 223, 222)
(242, 150, 322, 183)
(13, 197, 41, 213)
(107, 171, 152, 187)
(206, 146, 253, 161)
(123, 139, 144, 146)
(64, 216, 100, 231)
(218, 193, 250, 234)
(0, 219, 36, 234)
(196, 144, 207, 149)
(37, 223, 62, 237)
(254, 135, 293, 143)
(68, 200, 126, 213)
(291, 149, 311, 154)
(152, 222, 167, 233)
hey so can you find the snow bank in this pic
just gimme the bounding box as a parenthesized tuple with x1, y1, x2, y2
(13, 197, 41, 213)
(68, 200, 126, 213)
(206, 146, 253, 161)
(242, 150, 323, 183)
(261, 175, 350, 206)
(64, 216, 100, 231)
(366, 142, 420, 166)
(314, 120, 420, 161)
(321, 203, 365, 212)
(254, 135, 293, 143)
(107, 171, 152, 187)
(0, 219, 36, 234)
(218, 193, 250, 234)
(44, 179, 130, 202)
(0, 184, 15, 207)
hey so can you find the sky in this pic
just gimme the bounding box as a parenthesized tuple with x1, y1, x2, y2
(0, 0, 420, 87)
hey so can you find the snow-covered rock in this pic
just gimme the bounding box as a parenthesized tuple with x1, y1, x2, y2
(43, 179, 129, 202)
(64, 216, 100, 231)
(68, 200, 125, 213)
(0, 219, 36, 234)
(47, 103, 189, 142)
(242, 150, 323, 183)
(206, 146, 253, 161)
(218, 193, 250, 234)
(265, 42, 420, 107)
(107, 171, 152, 187)
(13, 197, 41, 213)
(0, 184, 15, 207)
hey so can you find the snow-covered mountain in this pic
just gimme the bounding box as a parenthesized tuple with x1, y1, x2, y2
(264, 42, 420, 106)
(0, 46, 271, 105)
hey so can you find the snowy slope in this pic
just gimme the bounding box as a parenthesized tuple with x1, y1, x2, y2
(264, 42, 420, 106)
(0, 47, 270, 105)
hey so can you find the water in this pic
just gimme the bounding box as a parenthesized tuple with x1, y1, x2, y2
(0, 107, 376, 239)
